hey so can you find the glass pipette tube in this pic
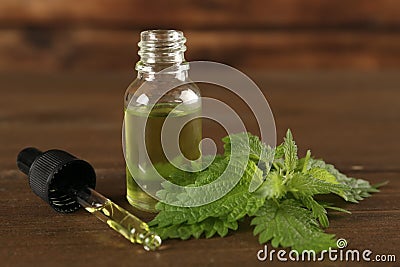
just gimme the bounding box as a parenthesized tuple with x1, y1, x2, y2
(74, 187, 162, 251)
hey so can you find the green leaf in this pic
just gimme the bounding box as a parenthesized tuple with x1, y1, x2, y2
(301, 150, 311, 173)
(309, 159, 380, 202)
(283, 129, 298, 173)
(255, 171, 286, 199)
(323, 205, 351, 214)
(150, 159, 265, 236)
(223, 132, 274, 165)
(308, 167, 339, 184)
(223, 132, 275, 191)
(287, 172, 348, 197)
(152, 217, 238, 240)
(300, 196, 329, 228)
(148, 129, 383, 252)
(274, 144, 284, 159)
(251, 199, 337, 252)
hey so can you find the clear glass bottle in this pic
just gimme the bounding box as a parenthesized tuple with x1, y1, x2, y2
(124, 30, 201, 212)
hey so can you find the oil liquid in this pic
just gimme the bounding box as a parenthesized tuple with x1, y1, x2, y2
(125, 102, 202, 212)
(84, 198, 161, 251)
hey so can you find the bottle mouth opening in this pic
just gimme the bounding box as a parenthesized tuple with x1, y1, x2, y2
(137, 29, 187, 66)
(140, 30, 185, 43)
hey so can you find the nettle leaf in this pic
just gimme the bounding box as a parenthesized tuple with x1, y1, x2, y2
(255, 171, 286, 200)
(155, 156, 232, 206)
(152, 217, 239, 240)
(150, 159, 265, 236)
(222, 132, 271, 161)
(308, 167, 339, 184)
(287, 172, 349, 197)
(147, 129, 383, 252)
(299, 196, 329, 228)
(274, 144, 284, 159)
(223, 132, 275, 191)
(298, 150, 312, 173)
(251, 199, 337, 252)
(283, 129, 298, 172)
(223, 132, 275, 172)
(309, 159, 381, 202)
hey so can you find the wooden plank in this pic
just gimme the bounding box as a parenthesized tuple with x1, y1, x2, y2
(0, 29, 399, 71)
(0, 0, 399, 29)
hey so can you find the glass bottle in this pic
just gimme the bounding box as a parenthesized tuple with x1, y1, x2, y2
(124, 30, 201, 212)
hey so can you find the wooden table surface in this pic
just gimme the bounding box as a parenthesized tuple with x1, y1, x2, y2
(0, 71, 399, 267)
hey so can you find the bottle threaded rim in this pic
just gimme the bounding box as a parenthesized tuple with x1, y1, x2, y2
(137, 30, 186, 66)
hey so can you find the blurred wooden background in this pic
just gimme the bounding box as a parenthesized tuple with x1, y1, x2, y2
(0, 0, 399, 71)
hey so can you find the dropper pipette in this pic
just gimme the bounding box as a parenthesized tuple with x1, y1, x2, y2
(17, 147, 161, 251)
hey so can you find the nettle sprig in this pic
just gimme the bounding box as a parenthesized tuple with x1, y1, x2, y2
(149, 130, 383, 252)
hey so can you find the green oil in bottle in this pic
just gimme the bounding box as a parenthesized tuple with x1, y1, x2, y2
(125, 103, 202, 212)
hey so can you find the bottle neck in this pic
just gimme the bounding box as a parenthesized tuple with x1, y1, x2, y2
(135, 30, 187, 80)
